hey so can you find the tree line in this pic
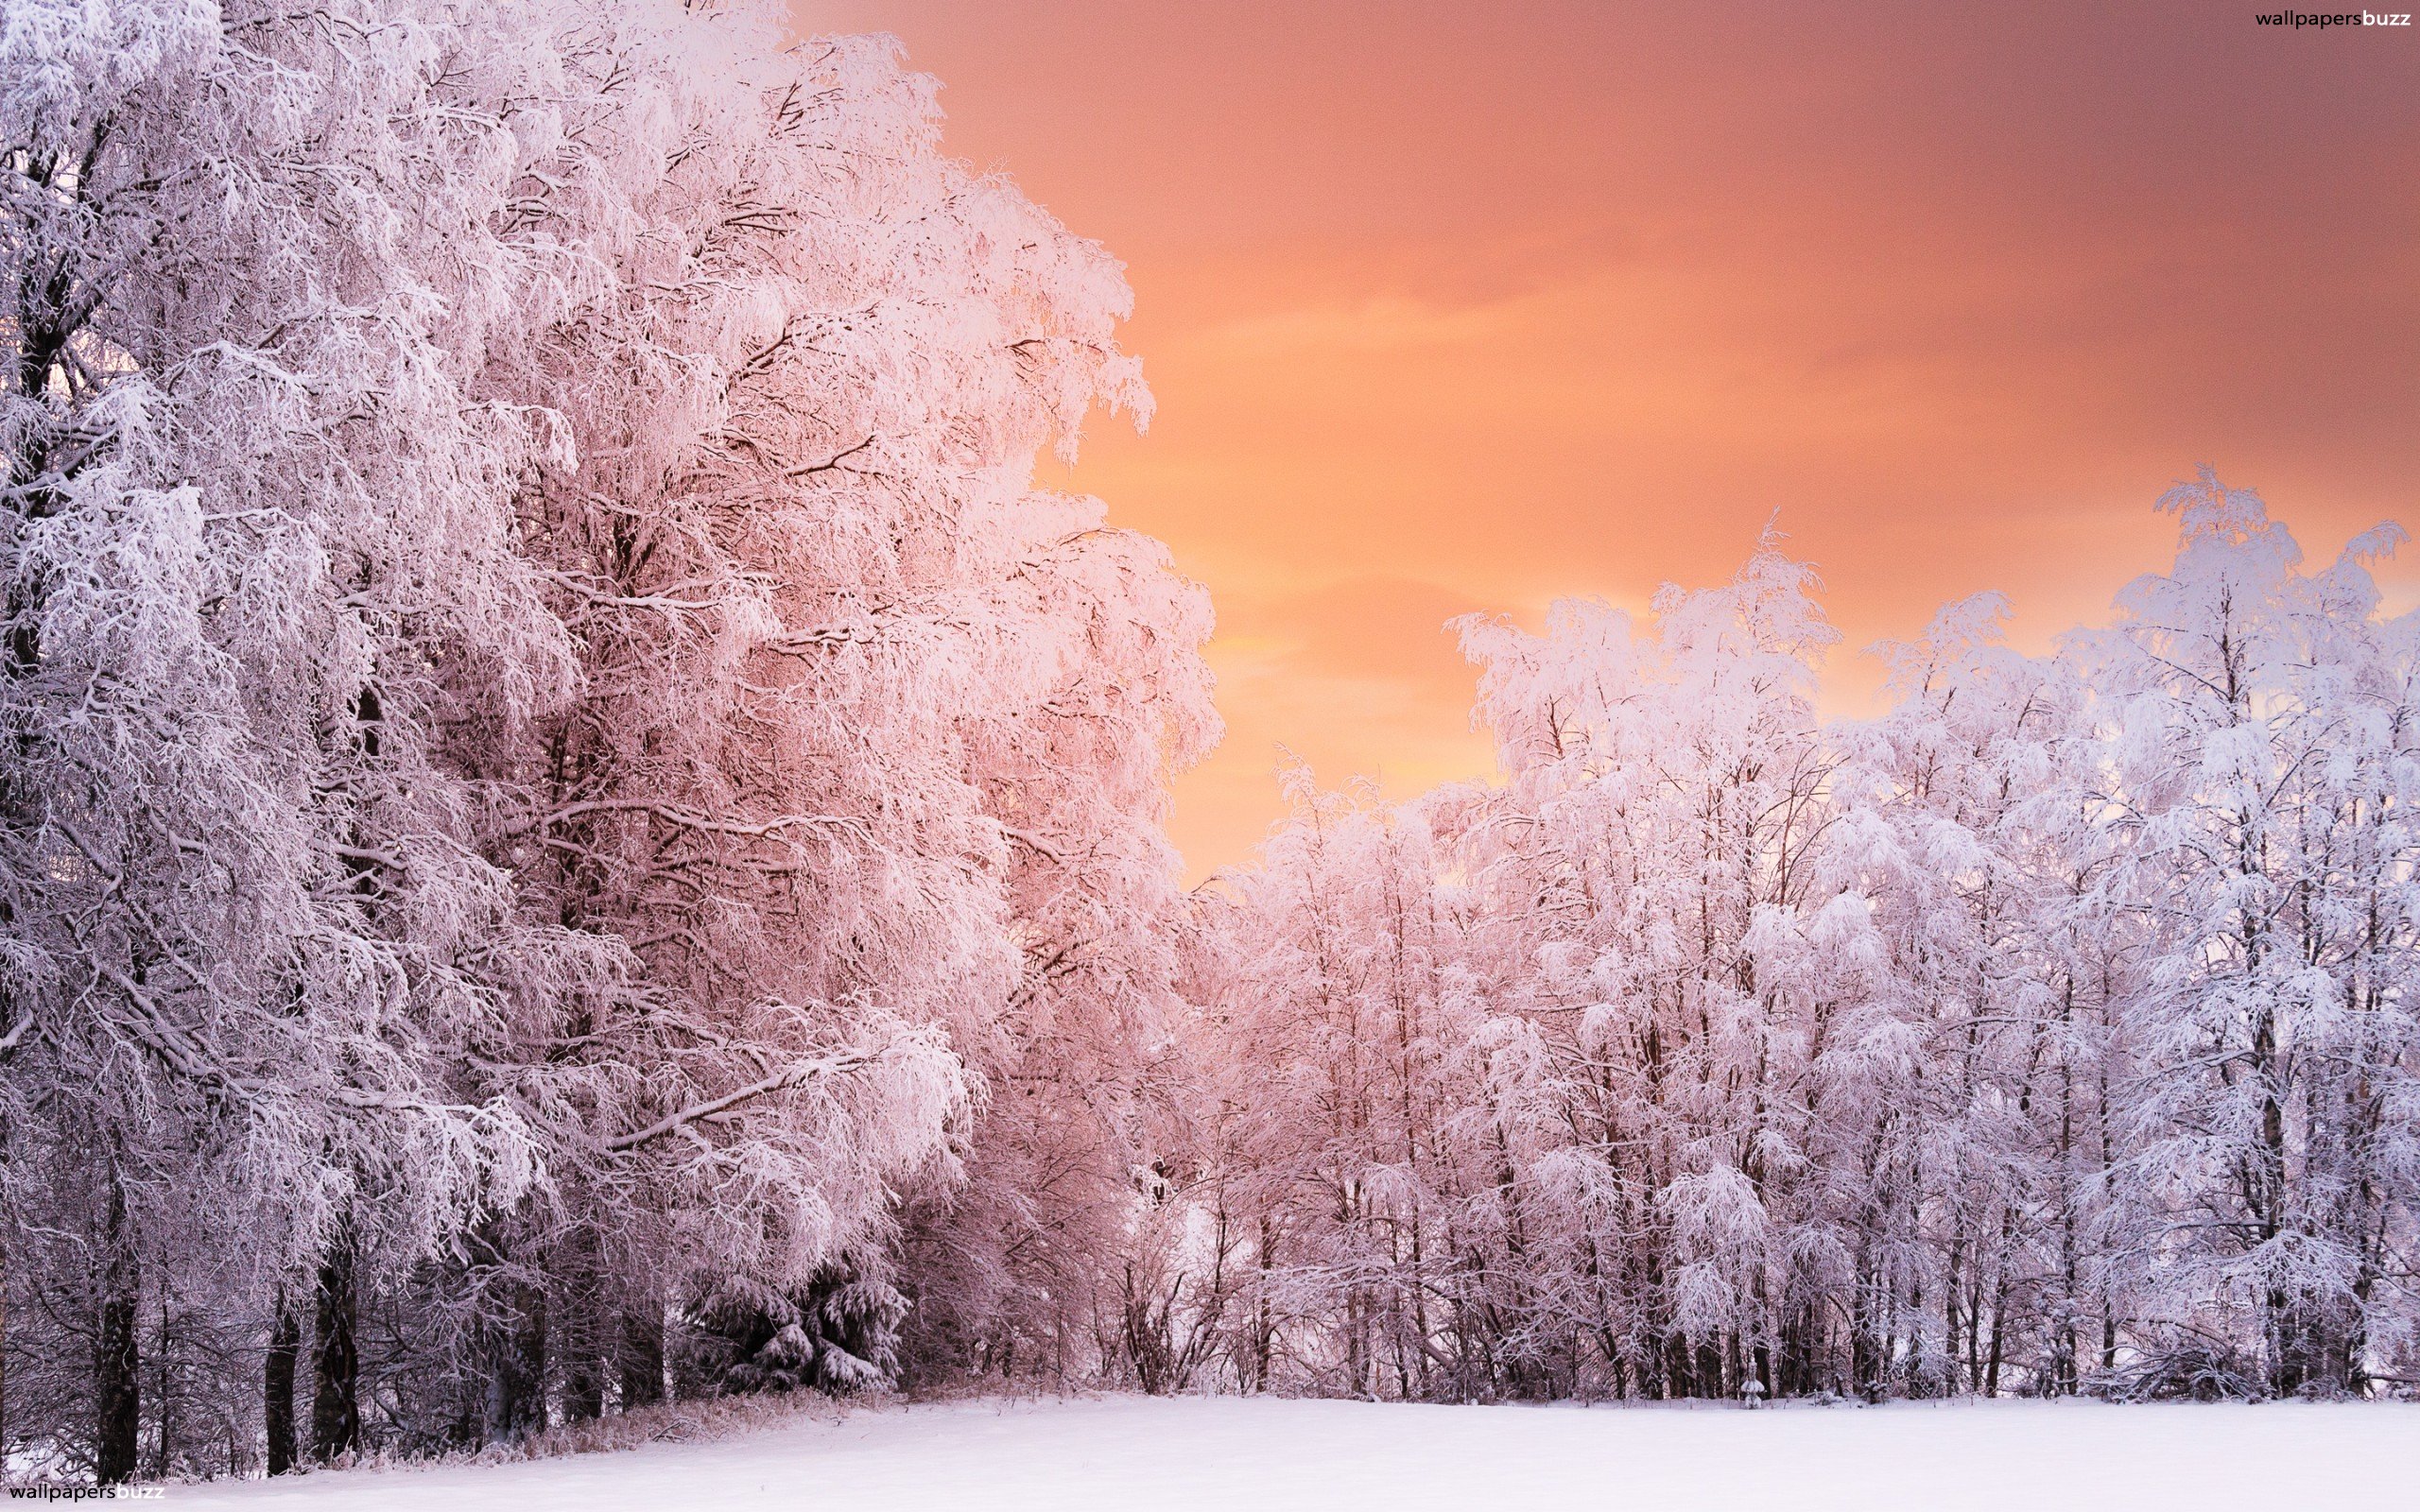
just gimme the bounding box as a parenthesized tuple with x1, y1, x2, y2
(1160, 483, 2420, 1406)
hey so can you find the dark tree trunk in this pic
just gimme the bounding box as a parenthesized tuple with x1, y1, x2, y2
(484, 1280, 547, 1442)
(311, 1235, 359, 1462)
(1662, 1330, 1694, 1399)
(95, 1181, 139, 1486)
(619, 1307, 665, 1410)
(1, 1229, 10, 1466)
(149, 1290, 172, 1481)
(557, 1249, 605, 1423)
(562, 1355, 603, 1422)
(1695, 1338, 1724, 1400)
(265, 1290, 299, 1474)
(1983, 1276, 2010, 1399)
(561, 1296, 602, 1424)
(1850, 1268, 1886, 1401)
(1776, 1305, 1820, 1397)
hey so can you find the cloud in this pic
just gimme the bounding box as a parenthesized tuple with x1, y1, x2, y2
(810, 0, 2420, 878)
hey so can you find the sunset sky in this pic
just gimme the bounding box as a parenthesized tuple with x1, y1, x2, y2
(804, 0, 2419, 878)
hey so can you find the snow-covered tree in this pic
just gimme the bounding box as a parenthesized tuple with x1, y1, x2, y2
(1185, 481, 2420, 1404)
(1183, 772, 1503, 1398)
(2, 0, 1209, 1477)
(0, 0, 631, 1478)
(2089, 471, 2420, 1396)
(458, 8, 1214, 1400)
(1837, 593, 2125, 1397)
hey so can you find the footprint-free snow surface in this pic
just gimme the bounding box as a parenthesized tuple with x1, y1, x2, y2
(168, 1394, 2418, 1512)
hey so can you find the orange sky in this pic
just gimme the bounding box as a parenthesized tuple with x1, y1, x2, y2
(803, 0, 2420, 879)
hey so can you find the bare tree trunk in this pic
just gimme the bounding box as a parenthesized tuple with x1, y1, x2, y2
(265, 1289, 299, 1474)
(2054, 1017, 2081, 1398)
(95, 1177, 140, 1486)
(1, 1227, 9, 1467)
(310, 1232, 359, 1462)
(1945, 1231, 1963, 1393)
(1983, 1301, 2007, 1398)
(1252, 1218, 1276, 1393)
(558, 1255, 603, 1423)
(1965, 1265, 1985, 1391)
(149, 1288, 173, 1480)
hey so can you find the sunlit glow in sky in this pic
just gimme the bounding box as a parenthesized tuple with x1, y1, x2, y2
(804, 0, 2420, 878)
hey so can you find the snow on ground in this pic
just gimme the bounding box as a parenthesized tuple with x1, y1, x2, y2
(168, 1394, 2419, 1512)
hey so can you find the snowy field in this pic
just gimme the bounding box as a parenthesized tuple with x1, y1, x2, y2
(167, 1394, 2420, 1512)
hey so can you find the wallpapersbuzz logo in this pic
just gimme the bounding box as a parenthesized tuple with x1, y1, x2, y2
(2256, 9, 2412, 24)
(4, 1489, 164, 1502)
